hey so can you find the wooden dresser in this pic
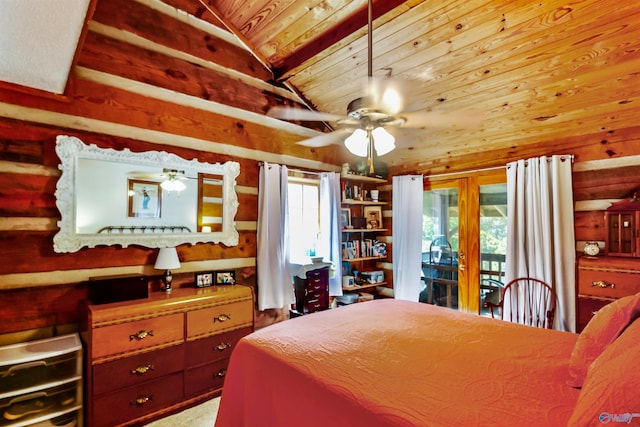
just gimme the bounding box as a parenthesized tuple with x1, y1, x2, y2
(292, 266, 329, 316)
(577, 256, 640, 332)
(81, 285, 254, 427)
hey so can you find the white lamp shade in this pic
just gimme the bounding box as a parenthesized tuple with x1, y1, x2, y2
(344, 129, 368, 157)
(161, 179, 186, 192)
(372, 127, 395, 156)
(154, 247, 181, 270)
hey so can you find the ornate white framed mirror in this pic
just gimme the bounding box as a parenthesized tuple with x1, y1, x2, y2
(54, 135, 240, 252)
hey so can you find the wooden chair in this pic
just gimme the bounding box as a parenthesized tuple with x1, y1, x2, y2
(484, 277, 557, 329)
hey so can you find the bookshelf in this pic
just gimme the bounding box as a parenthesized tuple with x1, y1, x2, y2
(340, 173, 388, 297)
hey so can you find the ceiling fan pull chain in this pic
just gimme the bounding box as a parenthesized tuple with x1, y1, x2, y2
(367, 130, 374, 174)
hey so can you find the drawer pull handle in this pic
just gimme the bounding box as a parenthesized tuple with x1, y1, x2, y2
(6, 360, 47, 376)
(214, 314, 231, 323)
(215, 342, 232, 352)
(591, 280, 615, 289)
(130, 330, 154, 341)
(131, 364, 154, 375)
(131, 394, 153, 406)
(215, 368, 227, 378)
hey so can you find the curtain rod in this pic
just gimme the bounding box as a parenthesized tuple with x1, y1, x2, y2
(257, 161, 328, 176)
(505, 154, 574, 169)
(422, 165, 504, 180)
(423, 154, 574, 179)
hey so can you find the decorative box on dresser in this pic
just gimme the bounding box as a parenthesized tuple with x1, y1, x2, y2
(577, 256, 640, 332)
(81, 285, 254, 427)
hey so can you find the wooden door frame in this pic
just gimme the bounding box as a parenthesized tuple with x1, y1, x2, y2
(424, 169, 506, 313)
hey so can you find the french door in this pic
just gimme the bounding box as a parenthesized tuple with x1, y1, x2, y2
(422, 171, 506, 313)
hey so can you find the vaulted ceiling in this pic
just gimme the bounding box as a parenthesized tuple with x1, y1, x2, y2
(187, 0, 639, 175)
(10, 0, 640, 175)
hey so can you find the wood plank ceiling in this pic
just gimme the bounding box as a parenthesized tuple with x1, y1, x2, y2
(167, 0, 640, 175)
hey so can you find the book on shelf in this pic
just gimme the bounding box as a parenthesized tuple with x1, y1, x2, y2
(341, 239, 386, 259)
(341, 181, 368, 201)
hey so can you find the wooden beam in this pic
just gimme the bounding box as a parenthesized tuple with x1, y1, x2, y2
(273, 0, 407, 79)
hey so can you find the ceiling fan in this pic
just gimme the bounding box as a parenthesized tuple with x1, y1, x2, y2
(127, 169, 193, 192)
(267, 0, 481, 173)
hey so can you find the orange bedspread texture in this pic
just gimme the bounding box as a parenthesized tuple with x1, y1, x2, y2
(215, 299, 580, 427)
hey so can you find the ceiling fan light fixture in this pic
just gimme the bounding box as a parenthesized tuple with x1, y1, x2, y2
(345, 128, 368, 156)
(372, 127, 395, 156)
(161, 177, 186, 192)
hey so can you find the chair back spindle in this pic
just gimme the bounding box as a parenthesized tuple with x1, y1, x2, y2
(485, 277, 556, 329)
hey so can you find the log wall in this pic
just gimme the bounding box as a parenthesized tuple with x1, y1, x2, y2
(0, 0, 339, 343)
(1, 0, 639, 343)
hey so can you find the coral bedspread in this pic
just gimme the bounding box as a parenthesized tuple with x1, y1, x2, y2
(215, 299, 580, 427)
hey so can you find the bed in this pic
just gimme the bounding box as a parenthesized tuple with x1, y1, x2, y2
(215, 295, 640, 427)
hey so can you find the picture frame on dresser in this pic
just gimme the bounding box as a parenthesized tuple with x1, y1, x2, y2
(216, 270, 236, 284)
(195, 272, 214, 287)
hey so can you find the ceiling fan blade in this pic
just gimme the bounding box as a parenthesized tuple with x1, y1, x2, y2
(400, 110, 484, 128)
(127, 171, 162, 179)
(296, 129, 352, 147)
(267, 106, 343, 122)
(365, 77, 416, 115)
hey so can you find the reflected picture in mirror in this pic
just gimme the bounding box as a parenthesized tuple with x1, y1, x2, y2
(128, 179, 161, 218)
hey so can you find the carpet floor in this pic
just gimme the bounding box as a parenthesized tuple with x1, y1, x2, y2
(144, 397, 220, 427)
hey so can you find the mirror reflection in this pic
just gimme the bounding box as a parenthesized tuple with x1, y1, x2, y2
(54, 135, 239, 252)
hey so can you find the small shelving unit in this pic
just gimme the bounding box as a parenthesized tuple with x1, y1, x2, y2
(340, 173, 388, 299)
(0, 333, 83, 427)
(343, 282, 385, 292)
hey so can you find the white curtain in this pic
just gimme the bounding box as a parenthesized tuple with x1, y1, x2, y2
(257, 163, 293, 310)
(392, 175, 424, 301)
(319, 172, 343, 296)
(505, 155, 576, 331)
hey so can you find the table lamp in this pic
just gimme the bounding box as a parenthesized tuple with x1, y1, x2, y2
(154, 247, 180, 292)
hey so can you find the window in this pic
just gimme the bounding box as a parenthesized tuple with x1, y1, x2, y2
(288, 177, 320, 262)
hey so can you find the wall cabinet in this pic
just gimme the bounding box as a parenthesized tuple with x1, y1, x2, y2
(81, 285, 253, 427)
(605, 197, 640, 257)
(0, 333, 82, 427)
(341, 173, 388, 298)
(577, 256, 640, 332)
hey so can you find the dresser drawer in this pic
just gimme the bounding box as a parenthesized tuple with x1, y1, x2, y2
(186, 300, 253, 339)
(92, 372, 183, 427)
(578, 268, 640, 299)
(91, 313, 184, 360)
(0, 353, 79, 397)
(184, 359, 228, 397)
(304, 297, 326, 314)
(92, 344, 184, 395)
(577, 297, 612, 332)
(186, 327, 250, 367)
(0, 334, 81, 397)
(0, 381, 79, 426)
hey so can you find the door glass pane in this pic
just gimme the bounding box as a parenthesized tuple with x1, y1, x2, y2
(479, 183, 507, 316)
(421, 188, 459, 309)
